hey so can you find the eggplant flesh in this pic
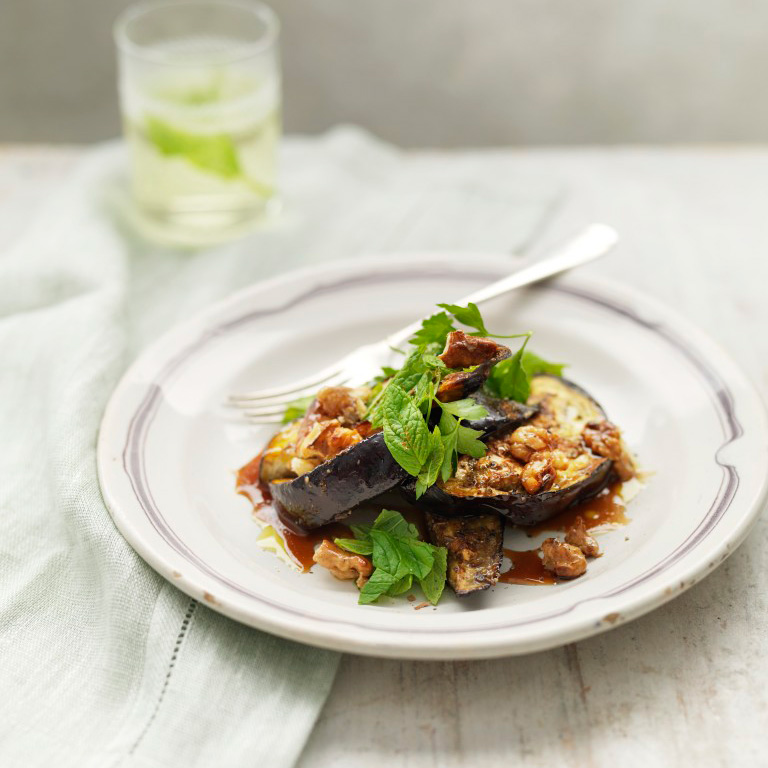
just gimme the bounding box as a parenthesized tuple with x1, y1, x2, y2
(419, 375, 616, 526)
(265, 429, 406, 530)
(426, 512, 504, 595)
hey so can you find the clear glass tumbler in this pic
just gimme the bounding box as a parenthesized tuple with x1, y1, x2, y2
(115, 0, 281, 244)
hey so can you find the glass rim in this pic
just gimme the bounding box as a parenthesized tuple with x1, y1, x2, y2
(114, 0, 279, 65)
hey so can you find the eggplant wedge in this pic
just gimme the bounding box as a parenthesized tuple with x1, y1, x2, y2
(425, 512, 504, 595)
(265, 428, 407, 530)
(418, 375, 616, 526)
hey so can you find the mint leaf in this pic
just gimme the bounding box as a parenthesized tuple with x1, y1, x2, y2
(437, 302, 489, 336)
(410, 312, 456, 347)
(419, 546, 448, 605)
(350, 523, 373, 541)
(334, 537, 374, 556)
(370, 529, 434, 581)
(372, 509, 419, 539)
(353, 509, 447, 606)
(381, 383, 431, 476)
(359, 570, 398, 604)
(389, 573, 414, 595)
(521, 350, 566, 377)
(145, 116, 243, 180)
(438, 397, 489, 421)
(414, 426, 445, 498)
(456, 423, 486, 458)
(282, 394, 315, 423)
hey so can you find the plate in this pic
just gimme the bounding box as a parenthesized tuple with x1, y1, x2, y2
(97, 254, 768, 659)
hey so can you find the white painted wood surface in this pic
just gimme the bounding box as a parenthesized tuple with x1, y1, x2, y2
(3, 144, 766, 768)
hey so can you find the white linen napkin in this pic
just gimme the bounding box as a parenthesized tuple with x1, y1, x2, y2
(0, 126, 560, 767)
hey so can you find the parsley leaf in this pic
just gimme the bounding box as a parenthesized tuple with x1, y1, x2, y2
(485, 337, 531, 402)
(437, 302, 489, 336)
(521, 350, 566, 377)
(438, 397, 489, 421)
(410, 312, 456, 347)
(456, 423, 487, 458)
(381, 383, 432, 476)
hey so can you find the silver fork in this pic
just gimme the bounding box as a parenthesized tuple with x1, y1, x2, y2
(228, 223, 619, 424)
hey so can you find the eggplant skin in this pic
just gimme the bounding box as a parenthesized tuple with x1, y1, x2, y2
(269, 432, 407, 530)
(463, 390, 537, 435)
(426, 512, 504, 595)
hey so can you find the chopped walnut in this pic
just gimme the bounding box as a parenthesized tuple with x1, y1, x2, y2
(583, 420, 636, 480)
(296, 386, 370, 444)
(296, 419, 362, 461)
(503, 425, 551, 462)
(313, 540, 372, 588)
(521, 452, 555, 494)
(438, 330, 510, 369)
(472, 454, 523, 492)
(540, 538, 587, 579)
(565, 516, 600, 558)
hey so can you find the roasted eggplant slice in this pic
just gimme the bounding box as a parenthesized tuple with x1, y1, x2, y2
(265, 430, 407, 530)
(463, 389, 538, 435)
(418, 375, 616, 526)
(425, 512, 504, 595)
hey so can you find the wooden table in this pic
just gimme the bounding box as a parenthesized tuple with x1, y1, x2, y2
(4, 144, 766, 767)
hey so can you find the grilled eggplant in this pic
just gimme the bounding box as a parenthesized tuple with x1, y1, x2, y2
(264, 426, 406, 530)
(426, 512, 504, 595)
(463, 389, 537, 435)
(418, 375, 616, 526)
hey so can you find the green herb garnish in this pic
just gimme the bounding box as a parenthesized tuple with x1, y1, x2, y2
(285, 302, 563, 496)
(281, 394, 315, 424)
(336, 509, 448, 605)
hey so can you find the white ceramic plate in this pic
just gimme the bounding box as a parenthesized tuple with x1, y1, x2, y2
(97, 254, 768, 659)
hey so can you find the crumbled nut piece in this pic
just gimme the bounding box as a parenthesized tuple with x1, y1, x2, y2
(438, 330, 510, 369)
(296, 386, 370, 444)
(473, 454, 523, 492)
(583, 420, 636, 480)
(540, 538, 588, 579)
(296, 419, 362, 461)
(505, 425, 551, 462)
(313, 540, 372, 588)
(565, 516, 600, 558)
(521, 452, 555, 494)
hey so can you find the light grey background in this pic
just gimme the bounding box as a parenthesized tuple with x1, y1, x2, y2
(1, 0, 767, 146)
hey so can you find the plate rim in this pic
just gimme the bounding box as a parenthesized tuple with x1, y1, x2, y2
(97, 253, 768, 659)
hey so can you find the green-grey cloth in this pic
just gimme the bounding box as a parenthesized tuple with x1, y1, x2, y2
(0, 127, 558, 767)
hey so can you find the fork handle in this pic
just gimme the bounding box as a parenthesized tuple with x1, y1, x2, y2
(386, 223, 619, 346)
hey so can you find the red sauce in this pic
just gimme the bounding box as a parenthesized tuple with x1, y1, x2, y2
(236, 454, 353, 572)
(525, 482, 628, 537)
(499, 482, 628, 586)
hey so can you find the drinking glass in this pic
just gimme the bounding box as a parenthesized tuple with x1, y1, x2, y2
(115, 0, 281, 244)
